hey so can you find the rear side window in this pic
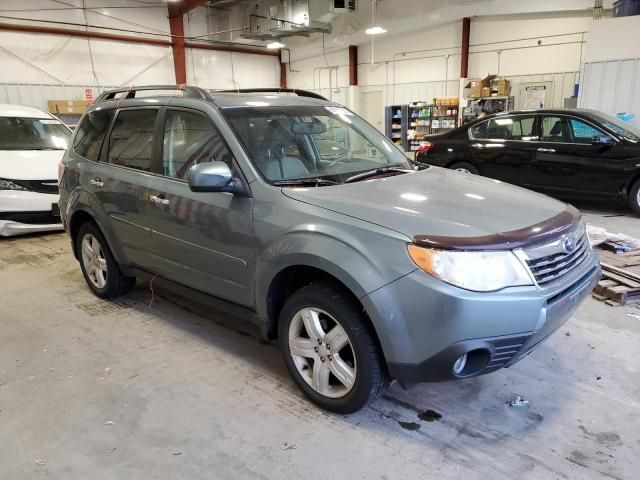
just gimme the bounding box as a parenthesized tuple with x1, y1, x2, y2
(162, 110, 233, 180)
(73, 109, 114, 161)
(107, 109, 158, 171)
(470, 116, 536, 140)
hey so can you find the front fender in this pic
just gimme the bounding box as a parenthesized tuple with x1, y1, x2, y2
(254, 222, 415, 337)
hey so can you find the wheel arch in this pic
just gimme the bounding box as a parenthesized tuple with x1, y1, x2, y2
(67, 206, 126, 264)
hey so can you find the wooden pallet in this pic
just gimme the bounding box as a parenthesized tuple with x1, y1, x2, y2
(593, 249, 640, 306)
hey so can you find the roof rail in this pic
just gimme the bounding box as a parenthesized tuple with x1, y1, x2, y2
(213, 88, 328, 101)
(95, 85, 212, 103)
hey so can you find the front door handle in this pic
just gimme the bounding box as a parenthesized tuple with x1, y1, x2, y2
(150, 194, 170, 206)
(471, 143, 485, 149)
(89, 177, 104, 187)
(537, 148, 556, 153)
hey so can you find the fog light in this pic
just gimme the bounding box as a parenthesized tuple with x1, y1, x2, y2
(453, 353, 467, 375)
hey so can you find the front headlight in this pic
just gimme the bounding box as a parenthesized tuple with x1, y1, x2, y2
(0, 179, 27, 191)
(407, 244, 533, 292)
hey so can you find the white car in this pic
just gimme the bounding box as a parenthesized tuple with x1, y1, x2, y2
(0, 104, 72, 236)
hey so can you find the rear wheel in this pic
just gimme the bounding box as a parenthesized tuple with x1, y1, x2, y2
(630, 180, 640, 215)
(77, 222, 135, 298)
(449, 162, 479, 174)
(278, 282, 387, 413)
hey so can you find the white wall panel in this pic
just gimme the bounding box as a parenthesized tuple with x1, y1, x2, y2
(186, 50, 278, 89)
(579, 59, 640, 127)
(0, 84, 117, 111)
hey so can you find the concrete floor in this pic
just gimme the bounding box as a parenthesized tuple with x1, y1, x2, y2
(1, 203, 639, 480)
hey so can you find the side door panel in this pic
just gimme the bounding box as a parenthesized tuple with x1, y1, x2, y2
(468, 115, 539, 187)
(531, 115, 630, 198)
(147, 108, 254, 307)
(93, 107, 160, 268)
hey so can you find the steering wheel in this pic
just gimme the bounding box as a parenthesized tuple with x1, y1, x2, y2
(326, 155, 350, 168)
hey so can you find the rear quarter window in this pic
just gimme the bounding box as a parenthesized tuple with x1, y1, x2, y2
(73, 109, 115, 161)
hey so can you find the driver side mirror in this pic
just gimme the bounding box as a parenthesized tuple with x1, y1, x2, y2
(187, 161, 244, 195)
(592, 135, 614, 146)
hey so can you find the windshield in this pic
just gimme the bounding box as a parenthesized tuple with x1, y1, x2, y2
(594, 114, 640, 142)
(0, 117, 71, 150)
(223, 106, 411, 184)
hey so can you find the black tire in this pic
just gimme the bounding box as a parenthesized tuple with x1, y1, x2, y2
(278, 281, 387, 414)
(449, 162, 479, 175)
(629, 180, 640, 215)
(76, 221, 135, 298)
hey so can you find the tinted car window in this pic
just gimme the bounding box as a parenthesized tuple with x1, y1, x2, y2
(163, 110, 233, 180)
(542, 116, 605, 144)
(107, 109, 157, 171)
(73, 110, 114, 160)
(470, 116, 536, 141)
(569, 118, 603, 143)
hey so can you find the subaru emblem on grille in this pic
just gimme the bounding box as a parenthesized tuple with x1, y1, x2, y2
(562, 235, 576, 253)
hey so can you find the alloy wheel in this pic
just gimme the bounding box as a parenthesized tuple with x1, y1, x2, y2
(81, 233, 108, 289)
(288, 307, 357, 398)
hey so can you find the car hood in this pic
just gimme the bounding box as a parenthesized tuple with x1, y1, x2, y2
(0, 150, 64, 180)
(282, 167, 568, 240)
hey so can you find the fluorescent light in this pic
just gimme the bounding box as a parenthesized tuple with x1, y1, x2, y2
(365, 26, 387, 35)
(266, 41, 285, 49)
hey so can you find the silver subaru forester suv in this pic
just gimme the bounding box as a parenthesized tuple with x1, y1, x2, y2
(58, 86, 601, 413)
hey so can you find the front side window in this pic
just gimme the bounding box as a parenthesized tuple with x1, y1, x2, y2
(542, 116, 606, 144)
(107, 109, 158, 172)
(0, 116, 71, 151)
(469, 116, 536, 141)
(73, 109, 114, 161)
(163, 110, 233, 180)
(223, 106, 410, 183)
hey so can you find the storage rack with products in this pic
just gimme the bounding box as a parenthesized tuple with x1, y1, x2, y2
(429, 98, 459, 134)
(407, 103, 431, 152)
(462, 96, 515, 124)
(384, 105, 406, 148)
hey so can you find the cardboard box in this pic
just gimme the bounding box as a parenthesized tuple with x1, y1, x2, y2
(493, 78, 511, 96)
(465, 75, 497, 98)
(481, 86, 491, 97)
(47, 100, 89, 115)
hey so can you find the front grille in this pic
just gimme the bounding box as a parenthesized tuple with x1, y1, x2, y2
(522, 228, 589, 287)
(485, 335, 528, 370)
(12, 179, 59, 194)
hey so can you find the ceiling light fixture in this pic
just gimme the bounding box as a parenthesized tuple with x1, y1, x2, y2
(365, 0, 386, 35)
(365, 26, 387, 35)
(266, 41, 286, 49)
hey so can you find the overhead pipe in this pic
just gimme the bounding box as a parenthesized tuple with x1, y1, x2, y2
(0, 21, 280, 56)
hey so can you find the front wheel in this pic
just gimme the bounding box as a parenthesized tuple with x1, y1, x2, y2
(629, 180, 640, 215)
(278, 282, 387, 414)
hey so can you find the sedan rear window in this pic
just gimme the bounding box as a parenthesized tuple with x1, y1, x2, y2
(0, 117, 71, 150)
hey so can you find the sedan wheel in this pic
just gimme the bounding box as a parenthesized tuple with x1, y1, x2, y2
(288, 307, 356, 398)
(81, 233, 108, 289)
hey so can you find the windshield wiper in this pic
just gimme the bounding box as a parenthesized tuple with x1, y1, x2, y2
(344, 167, 411, 184)
(272, 178, 339, 187)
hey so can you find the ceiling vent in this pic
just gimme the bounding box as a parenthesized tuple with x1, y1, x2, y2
(331, 0, 357, 12)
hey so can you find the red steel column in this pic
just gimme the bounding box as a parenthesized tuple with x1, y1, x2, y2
(460, 17, 470, 78)
(348, 45, 358, 86)
(168, 6, 187, 85)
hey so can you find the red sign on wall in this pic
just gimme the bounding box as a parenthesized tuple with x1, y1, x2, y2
(85, 88, 94, 104)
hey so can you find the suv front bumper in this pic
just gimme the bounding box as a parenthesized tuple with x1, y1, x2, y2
(361, 252, 601, 387)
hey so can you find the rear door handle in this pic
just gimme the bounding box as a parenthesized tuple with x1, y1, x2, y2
(537, 148, 556, 153)
(471, 143, 485, 149)
(89, 177, 104, 187)
(150, 194, 170, 205)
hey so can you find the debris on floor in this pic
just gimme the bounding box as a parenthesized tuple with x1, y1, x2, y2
(509, 396, 530, 408)
(281, 442, 297, 450)
(103, 420, 114, 425)
(418, 409, 442, 422)
(587, 224, 640, 251)
(592, 239, 640, 306)
(34, 460, 47, 466)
